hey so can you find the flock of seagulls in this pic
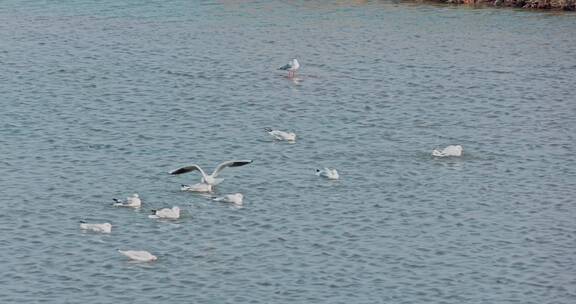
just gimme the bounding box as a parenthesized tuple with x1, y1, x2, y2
(79, 158, 253, 261)
(79, 58, 464, 262)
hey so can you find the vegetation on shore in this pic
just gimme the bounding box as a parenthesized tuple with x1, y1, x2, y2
(428, 0, 576, 10)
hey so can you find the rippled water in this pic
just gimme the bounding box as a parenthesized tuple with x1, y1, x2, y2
(1, 1, 575, 303)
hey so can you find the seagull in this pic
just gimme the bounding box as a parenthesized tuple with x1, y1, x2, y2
(113, 193, 141, 208)
(432, 145, 463, 157)
(79, 221, 112, 233)
(213, 193, 243, 206)
(180, 183, 213, 193)
(148, 206, 180, 219)
(265, 128, 296, 141)
(316, 168, 339, 180)
(170, 160, 253, 187)
(118, 250, 157, 262)
(279, 58, 300, 78)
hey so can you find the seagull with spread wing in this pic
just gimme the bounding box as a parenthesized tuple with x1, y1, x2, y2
(169, 160, 253, 191)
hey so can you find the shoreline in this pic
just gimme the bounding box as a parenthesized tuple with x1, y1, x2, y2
(420, 0, 575, 10)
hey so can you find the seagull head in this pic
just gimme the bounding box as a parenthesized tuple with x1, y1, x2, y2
(292, 59, 300, 69)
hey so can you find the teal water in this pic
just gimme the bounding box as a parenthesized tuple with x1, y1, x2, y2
(1, 1, 575, 303)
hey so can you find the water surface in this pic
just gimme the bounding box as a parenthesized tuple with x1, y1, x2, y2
(1, 1, 575, 303)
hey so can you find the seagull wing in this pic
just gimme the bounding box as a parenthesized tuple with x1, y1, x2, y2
(211, 160, 253, 177)
(169, 164, 208, 179)
(278, 63, 292, 70)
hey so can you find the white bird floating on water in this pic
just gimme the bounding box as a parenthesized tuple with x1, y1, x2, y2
(180, 183, 213, 193)
(279, 58, 300, 78)
(148, 206, 180, 219)
(213, 193, 244, 206)
(170, 160, 253, 190)
(432, 145, 463, 157)
(79, 222, 112, 233)
(113, 193, 141, 208)
(316, 168, 340, 180)
(118, 250, 157, 262)
(265, 128, 296, 142)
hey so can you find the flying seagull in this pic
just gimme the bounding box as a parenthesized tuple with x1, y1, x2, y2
(279, 58, 300, 78)
(170, 160, 253, 186)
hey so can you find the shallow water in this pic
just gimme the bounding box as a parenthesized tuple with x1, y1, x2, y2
(1, 1, 575, 303)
